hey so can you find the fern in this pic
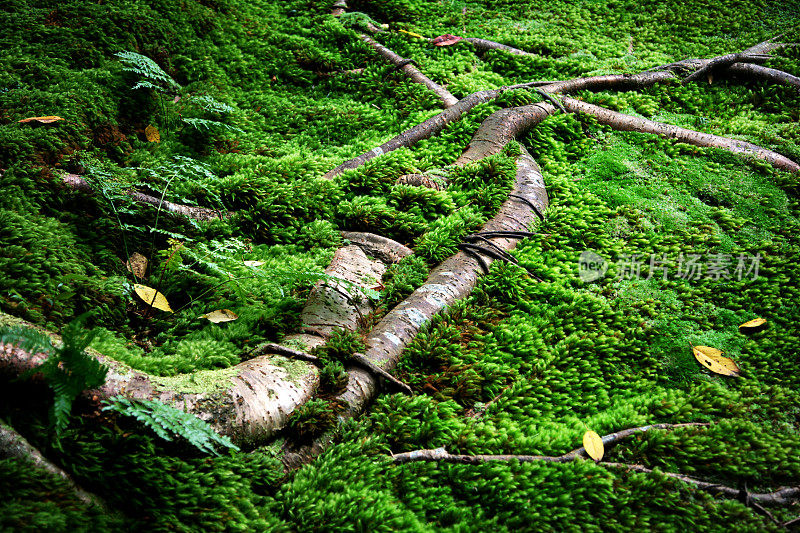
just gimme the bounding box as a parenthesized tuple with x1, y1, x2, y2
(182, 117, 243, 133)
(115, 51, 181, 93)
(190, 95, 234, 114)
(102, 397, 240, 455)
(0, 317, 108, 436)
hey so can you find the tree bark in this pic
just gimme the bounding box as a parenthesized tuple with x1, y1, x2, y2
(0, 421, 114, 513)
(360, 35, 459, 108)
(561, 96, 799, 173)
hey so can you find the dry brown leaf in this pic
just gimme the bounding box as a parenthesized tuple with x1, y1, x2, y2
(126, 252, 148, 280)
(692, 345, 740, 377)
(583, 430, 604, 461)
(133, 284, 173, 312)
(200, 309, 238, 323)
(18, 115, 64, 124)
(431, 34, 464, 46)
(739, 318, 767, 332)
(145, 124, 161, 143)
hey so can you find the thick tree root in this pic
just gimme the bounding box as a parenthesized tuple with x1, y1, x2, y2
(340, 231, 413, 263)
(0, 244, 386, 444)
(283, 103, 551, 469)
(0, 420, 114, 513)
(561, 96, 800, 173)
(360, 35, 458, 108)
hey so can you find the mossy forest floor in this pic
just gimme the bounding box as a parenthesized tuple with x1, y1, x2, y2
(2, 0, 800, 530)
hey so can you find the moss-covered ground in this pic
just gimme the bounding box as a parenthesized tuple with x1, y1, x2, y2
(1, 0, 800, 530)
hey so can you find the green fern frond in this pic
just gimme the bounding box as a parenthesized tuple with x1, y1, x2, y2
(115, 51, 181, 93)
(1, 317, 108, 436)
(0, 325, 55, 355)
(191, 95, 234, 114)
(182, 117, 243, 133)
(103, 397, 240, 455)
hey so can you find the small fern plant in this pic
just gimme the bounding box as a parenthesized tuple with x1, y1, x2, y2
(0, 317, 108, 437)
(115, 50, 181, 94)
(102, 397, 240, 455)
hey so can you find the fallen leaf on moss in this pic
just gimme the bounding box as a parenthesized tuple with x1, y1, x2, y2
(243, 260, 265, 267)
(739, 318, 767, 333)
(692, 345, 740, 377)
(431, 34, 463, 46)
(145, 124, 161, 143)
(133, 284, 172, 312)
(126, 252, 148, 279)
(200, 309, 238, 323)
(18, 115, 64, 124)
(583, 430, 604, 461)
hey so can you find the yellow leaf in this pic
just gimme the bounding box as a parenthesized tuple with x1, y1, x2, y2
(583, 430, 604, 461)
(739, 318, 767, 332)
(398, 29, 426, 39)
(126, 252, 148, 280)
(200, 309, 238, 323)
(133, 284, 173, 312)
(18, 115, 64, 124)
(692, 346, 740, 377)
(693, 345, 722, 357)
(145, 124, 161, 143)
(243, 260, 265, 267)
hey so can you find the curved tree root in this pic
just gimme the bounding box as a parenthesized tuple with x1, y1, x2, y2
(0, 420, 116, 514)
(561, 96, 800, 173)
(391, 422, 800, 513)
(62, 173, 229, 222)
(282, 103, 553, 469)
(360, 35, 458, 108)
(0, 243, 388, 444)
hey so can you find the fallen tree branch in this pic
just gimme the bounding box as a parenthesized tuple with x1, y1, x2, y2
(351, 352, 413, 394)
(561, 96, 800, 173)
(0, 420, 114, 513)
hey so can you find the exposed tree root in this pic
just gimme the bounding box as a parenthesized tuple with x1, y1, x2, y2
(0, 420, 114, 513)
(62, 173, 228, 222)
(561, 96, 800, 173)
(360, 35, 458, 108)
(340, 231, 413, 263)
(391, 422, 800, 513)
(283, 102, 551, 469)
(320, 81, 547, 180)
(391, 422, 708, 463)
(461, 37, 530, 56)
(0, 244, 386, 444)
